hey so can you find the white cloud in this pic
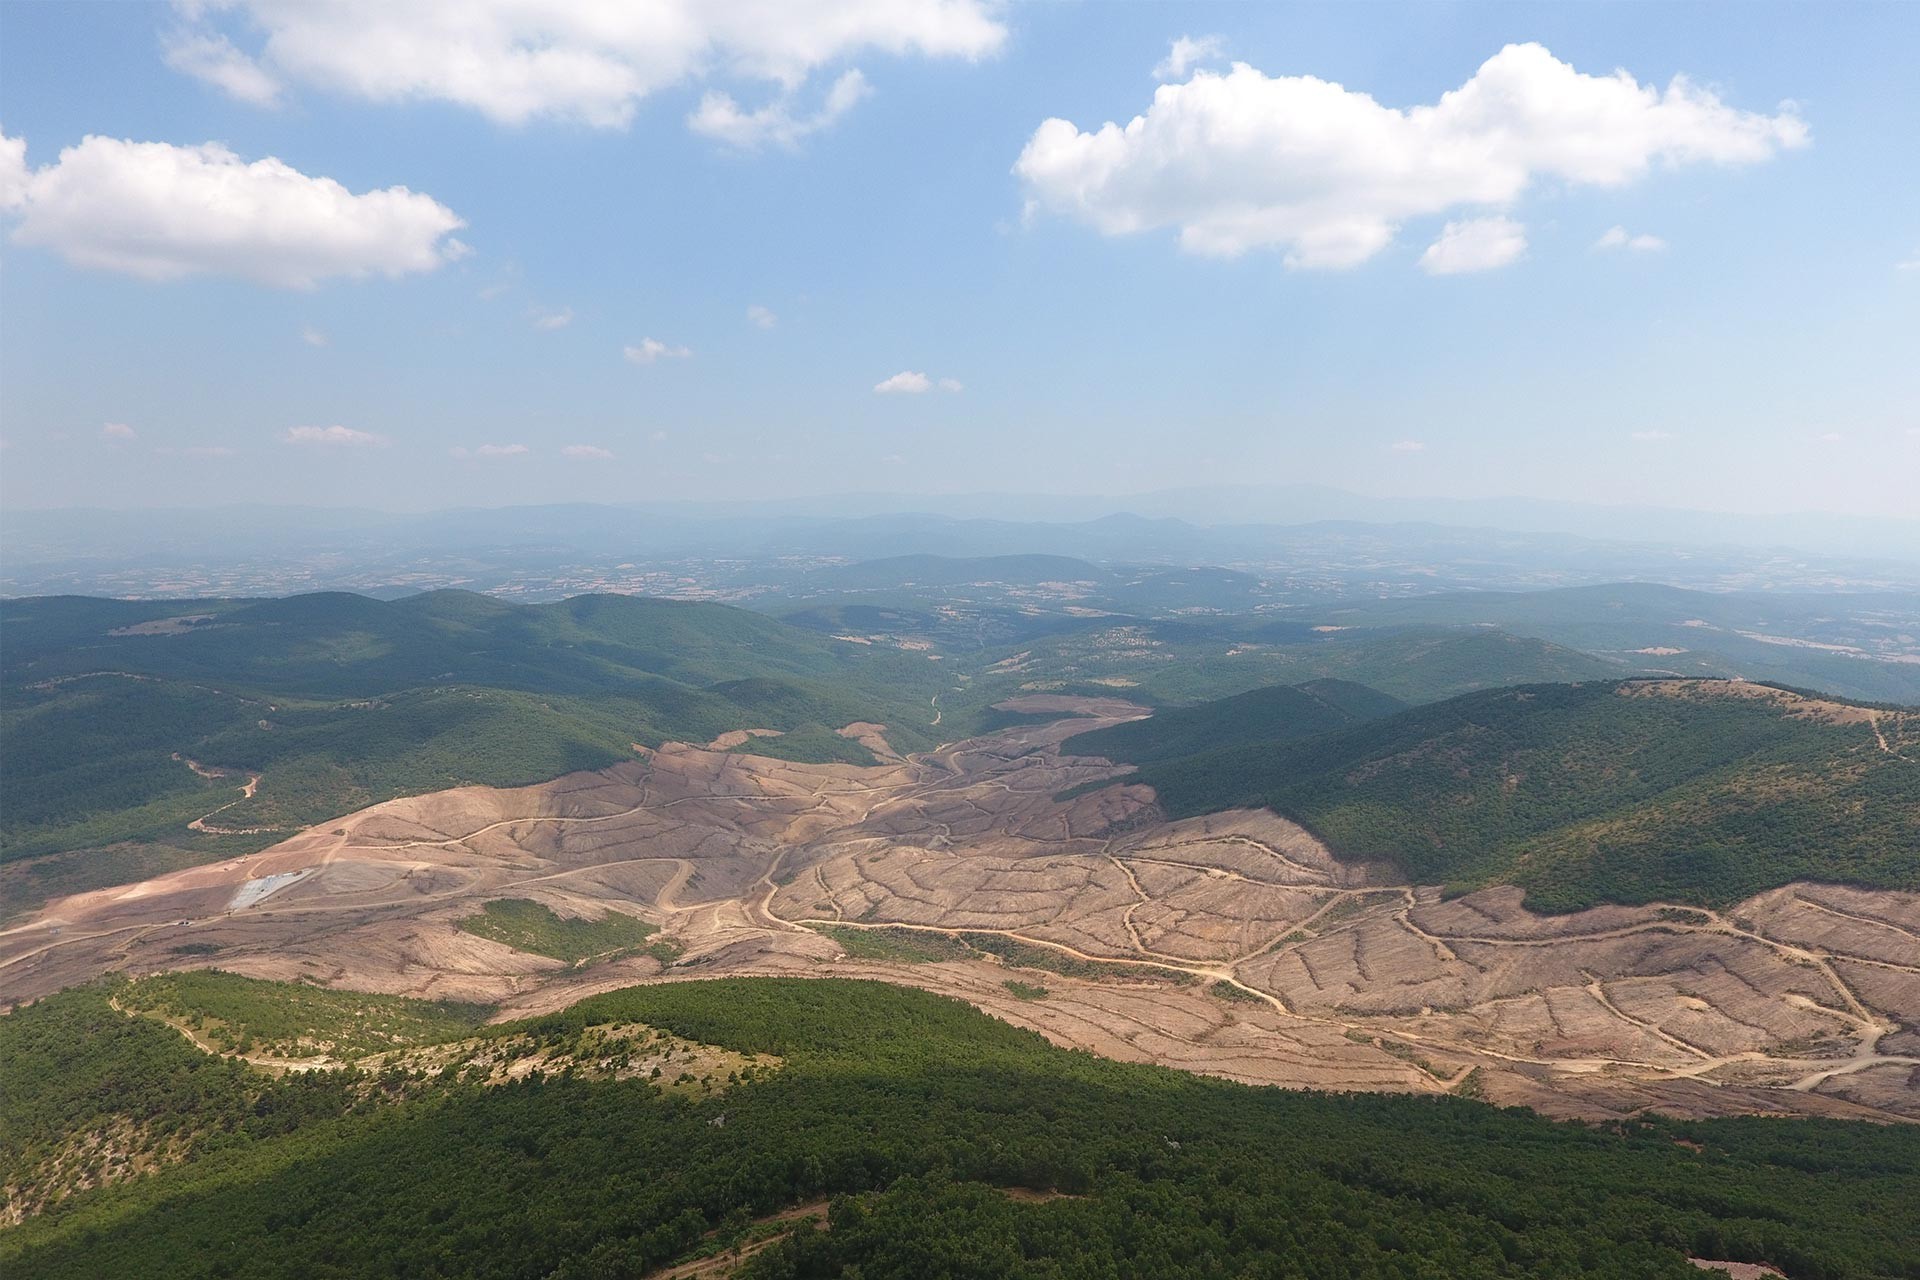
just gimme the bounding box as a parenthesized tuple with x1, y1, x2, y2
(1, 131, 466, 287)
(1631, 429, 1674, 441)
(1153, 35, 1224, 81)
(1899, 250, 1920, 271)
(648, 429, 669, 444)
(301, 326, 329, 347)
(162, 30, 282, 107)
(163, 0, 1004, 132)
(873, 371, 963, 394)
(102, 422, 138, 440)
(689, 69, 871, 149)
(1813, 431, 1843, 443)
(1015, 43, 1807, 266)
(1419, 216, 1527, 275)
(530, 305, 573, 330)
(1595, 225, 1668, 252)
(284, 424, 386, 446)
(562, 443, 615, 460)
(746, 303, 777, 328)
(1389, 439, 1425, 453)
(0, 131, 26, 211)
(875, 371, 931, 394)
(453, 442, 531, 458)
(624, 337, 691, 364)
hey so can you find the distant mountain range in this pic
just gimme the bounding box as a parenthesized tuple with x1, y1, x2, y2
(6, 491, 1918, 600)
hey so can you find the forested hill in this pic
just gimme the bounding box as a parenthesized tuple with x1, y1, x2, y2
(1062, 678, 1406, 765)
(0, 591, 946, 909)
(1080, 678, 1920, 911)
(5, 976, 1916, 1279)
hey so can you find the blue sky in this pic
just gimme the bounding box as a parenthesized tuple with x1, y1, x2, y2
(2, 1, 1915, 517)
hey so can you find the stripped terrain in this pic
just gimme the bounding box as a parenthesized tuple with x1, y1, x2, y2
(4, 694, 1915, 1122)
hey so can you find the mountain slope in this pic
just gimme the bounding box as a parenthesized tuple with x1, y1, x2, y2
(1062, 678, 1405, 765)
(0, 591, 946, 906)
(5, 977, 1916, 1279)
(1105, 679, 1920, 910)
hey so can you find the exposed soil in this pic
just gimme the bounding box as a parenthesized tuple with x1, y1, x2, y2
(4, 701, 1915, 1122)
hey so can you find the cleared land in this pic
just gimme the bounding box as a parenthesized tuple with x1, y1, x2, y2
(3, 694, 1915, 1122)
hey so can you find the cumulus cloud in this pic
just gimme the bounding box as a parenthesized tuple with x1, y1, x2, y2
(0, 131, 26, 210)
(102, 422, 138, 440)
(0, 131, 466, 287)
(1595, 225, 1668, 252)
(875, 371, 931, 394)
(562, 443, 615, 460)
(452, 443, 531, 458)
(529, 305, 573, 330)
(1419, 216, 1527, 275)
(1899, 250, 1920, 271)
(1153, 35, 1224, 81)
(624, 337, 691, 364)
(162, 0, 1004, 133)
(283, 424, 386, 446)
(873, 370, 963, 394)
(1015, 43, 1807, 266)
(690, 69, 871, 149)
(1389, 440, 1425, 453)
(301, 326, 329, 347)
(746, 303, 777, 328)
(162, 30, 282, 106)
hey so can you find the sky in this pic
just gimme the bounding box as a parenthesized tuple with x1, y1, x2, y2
(1, 1, 1916, 518)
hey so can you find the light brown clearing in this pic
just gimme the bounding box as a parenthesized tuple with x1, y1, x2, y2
(1689, 1262, 1783, 1279)
(4, 696, 1915, 1123)
(706, 728, 784, 750)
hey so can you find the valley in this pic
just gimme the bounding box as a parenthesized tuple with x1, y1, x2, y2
(8, 691, 1915, 1123)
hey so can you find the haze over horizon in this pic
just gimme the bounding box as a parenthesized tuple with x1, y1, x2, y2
(3, 2, 1916, 521)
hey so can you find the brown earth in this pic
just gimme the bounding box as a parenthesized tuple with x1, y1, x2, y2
(3, 699, 1915, 1122)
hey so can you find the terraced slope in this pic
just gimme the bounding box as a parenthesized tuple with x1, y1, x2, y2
(1101, 679, 1920, 910)
(7, 695, 1914, 1125)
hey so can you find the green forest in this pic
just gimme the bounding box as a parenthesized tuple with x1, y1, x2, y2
(1082, 679, 1920, 911)
(4, 976, 1917, 1279)
(1062, 678, 1405, 765)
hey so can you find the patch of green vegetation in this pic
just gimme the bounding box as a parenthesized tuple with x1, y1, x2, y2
(956, 932, 1194, 985)
(810, 924, 972, 964)
(1116, 680, 1920, 911)
(1063, 679, 1402, 765)
(720, 722, 878, 766)
(117, 970, 489, 1059)
(4, 978, 1918, 1280)
(1210, 980, 1263, 1003)
(458, 899, 665, 967)
(1002, 980, 1049, 1000)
